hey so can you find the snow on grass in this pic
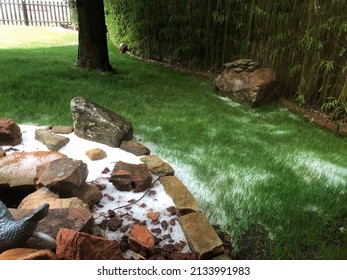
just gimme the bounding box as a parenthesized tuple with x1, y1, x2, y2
(292, 151, 347, 186)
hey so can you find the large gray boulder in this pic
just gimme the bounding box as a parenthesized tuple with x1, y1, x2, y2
(70, 96, 133, 147)
(214, 59, 279, 107)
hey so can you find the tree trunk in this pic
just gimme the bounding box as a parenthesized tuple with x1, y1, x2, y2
(76, 0, 113, 72)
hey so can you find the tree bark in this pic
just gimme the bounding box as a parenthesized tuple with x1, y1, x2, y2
(76, 0, 113, 72)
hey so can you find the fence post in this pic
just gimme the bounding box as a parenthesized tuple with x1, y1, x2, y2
(21, 0, 29, 26)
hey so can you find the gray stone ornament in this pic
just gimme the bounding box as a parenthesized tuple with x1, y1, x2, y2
(0, 200, 55, 252)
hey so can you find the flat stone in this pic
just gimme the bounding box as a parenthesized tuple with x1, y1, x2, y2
(179, 212, 223, 259)
(0, 118, 22, 146)
(51, 126, 74, 134)
(85, 148, 107, 161)
(0, 248, 56, 260)
(0, 151, 67, 187)
(18, 188, 88, 209)
(35, 158, 88, 197)
(120, 140, 150, 156)
(146, 211, 160, 221)
(35, 128, 70, 151)
(56, 228, 124, 260)
(140, 155, 175, 177)
(11, 206, 93, 241)
(128, 224, 155, 258)
(160, 176, 200, 214)
(70, 96, 133, 147)
(109, 161, 152, 192)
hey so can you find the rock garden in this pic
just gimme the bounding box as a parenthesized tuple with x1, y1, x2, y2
(0, 96, 225, 260)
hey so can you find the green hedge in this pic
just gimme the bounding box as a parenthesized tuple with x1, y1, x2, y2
(104, 0, 346, 109)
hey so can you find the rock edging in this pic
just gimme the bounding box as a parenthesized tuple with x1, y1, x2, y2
(278, 97, 347, 137)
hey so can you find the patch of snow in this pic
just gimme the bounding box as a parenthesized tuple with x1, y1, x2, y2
(292, 152, 347, 186)
(5, 125, 190, 255)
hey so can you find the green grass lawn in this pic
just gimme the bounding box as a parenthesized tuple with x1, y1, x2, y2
(0, 26, 346, 259)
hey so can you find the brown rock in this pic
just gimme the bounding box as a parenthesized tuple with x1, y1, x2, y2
(0, 118, 22, 146)
(18, 188, 88, 209)
(160, 176, 200, 214)
(73, 182, 103, 207)
(140, 155, 175, 177)
(35, 158, 88, 197)
(108, 217, 123, 231)
(128, 224, 155, 257)
(109, 161, 152, 192)
(85, 148, 107, 161)
(51, 126, 74, 134)
(214, 67, 279, 107)
(338, 124, 347, 137)
(35, 128, 70, 151)
(70, 96, 133, 147)
(120, 140, 150, 156)
(179, 212, 224, 259)
(10, 207, 93, 249)
(0, 147, 5, 158)
(56, 228, 124, 260)
(0, 248, 56, 260)
(0, 151, 67, 187)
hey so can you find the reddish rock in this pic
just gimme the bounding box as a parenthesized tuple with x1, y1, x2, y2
(149, 252, 197, 260)
(85, 148, 107, 161)
(151, 228, 162, 235)
(108, 209, 116, 217)
(162, 244, 175, 253)
(214, 63, 279, 107)
(109, 161, 152, 192)
(0, 151, 67, 187)
(101, 167, 110, 174)
(56, 228, 124, 260)
(161, 220, 169, 230)
(108, 217, 123, 231)
(128, 224, 155, 257)
(0, 248, 56, 260)
(35, 158, 88, 197)
(169, 218, 176, 226)
(166, 206, 178, 216)
(0, 118, 22, 146)
(146, 211, 160, 221)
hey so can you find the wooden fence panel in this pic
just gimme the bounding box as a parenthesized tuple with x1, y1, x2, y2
(0, 0, 71, 26)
